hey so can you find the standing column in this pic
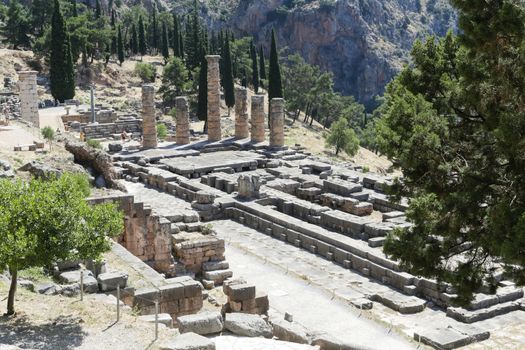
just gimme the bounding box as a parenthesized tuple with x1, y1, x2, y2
(206, 55, 221, 142)
(142, 84, 157, 149)
(251, 95, 265, 143)
(234, 86, 249, 139)
(18, 71, 40, 128)
(270, 98, 285, 148)
(175, 96, 190, 145)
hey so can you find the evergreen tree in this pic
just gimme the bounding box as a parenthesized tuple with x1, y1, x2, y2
(131, 23, 138, 55)
(197, 54, 208, 129)
(138, 15, 147, 58)
(173, 14, 181, 58)
(179, 31, 185, 60)
(268, 29, 283, 119)
(71, 0, 77, 17)
(210, 31, 218, 55)
(223, 36, 235, 115)
(250, 40, 259, 93)
(50, 0, 75, 103)
(95, 0, 101, 19)
(4, 0, 31, 49)
(377, 1, 525, 303)
(161, 22, 169, 63)
(185, 0, 202, 69)
(151, 3, 158, 53)
(110, 11, 117, 55)
(259, 45, 266, 85)
(82, 42, 88, 67)
(31, 0, 53, 35)
(117, 24, 124, 66)
(325, 117, 360, 156)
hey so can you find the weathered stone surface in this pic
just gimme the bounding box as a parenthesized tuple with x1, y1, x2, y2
(97, 271, 129, 292)
(234, 86, 249, 139)
(269, 98, 285, 148)
(202, 260, 230, 272)
(228, 284, 256, 302)
(19, 161, 62, 180)
(371, 291, 426, 314)
(159, 332, 216, 350)
(251, 95, 265, 143)
(142, 84, 157, 149)
(0, 159, 14, 178)
(37, 283, 62, 295)
(224, 312, 272, 338)
(271, 319, 310, 344)
(311, 333, 357, 350)
(237, 175, 261, 199)
(138, 313, 173, 327)
(207, 55, 221, 142)
(18, 71, 40, 127)
(175, 97, 190, 145)
(176, 311, 224, 335)
(414, 326, 490, 350)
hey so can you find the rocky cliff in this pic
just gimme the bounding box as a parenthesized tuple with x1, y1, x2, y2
(224, 0, 455, 109)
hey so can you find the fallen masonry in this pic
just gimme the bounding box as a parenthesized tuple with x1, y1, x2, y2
(87, 141, 525, 350)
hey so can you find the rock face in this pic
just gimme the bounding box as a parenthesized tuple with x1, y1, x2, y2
(229, 0, 456, 109)
(65, 141, 125, 191)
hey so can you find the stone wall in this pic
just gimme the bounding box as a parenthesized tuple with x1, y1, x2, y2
(18, 71, 39, 127)
(82, 119, 142, 139)
(87, 194, 175, 275)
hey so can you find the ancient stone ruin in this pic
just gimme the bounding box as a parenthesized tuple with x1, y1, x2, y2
(18, 71, 40, 128)
(206, 55, 222, 142)
(141, 84, 157, 149)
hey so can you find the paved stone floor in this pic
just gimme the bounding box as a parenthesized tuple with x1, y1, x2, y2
(215, 336, 318, 350)
(212, 219, 525, 349)
(123, 181, 195, 219)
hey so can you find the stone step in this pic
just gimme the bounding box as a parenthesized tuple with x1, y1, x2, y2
(370, 290, 426, 314)
(414, 325, 490, 350)
(446, 300, 521, 323)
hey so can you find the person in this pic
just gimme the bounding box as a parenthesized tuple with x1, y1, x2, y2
(121, 130, 128, 142)
(79, 131, 85, 142)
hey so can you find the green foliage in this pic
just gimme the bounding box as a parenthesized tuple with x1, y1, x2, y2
(250, 40, 259, 93)
(197, 55, 208, 122)
(268, 29, 283, 112)
(378, 0, 525, 303)
(156, 123, 168, 140)
(50, 0, 75, 103)
(325, 117, 359, 156)
(222, 36, 235, 111)
(138, 15, 147, 56)
(41, 126, 55, 145)
(4, 0, 31, 49)
(0, 173, 123, 314)
(161, 22, 169, 62)
(259, 45, 266, 82)
(117, 24, 124, 65)
(134, 62, 155, 83)
(159, 56, 190, 106)
(87, 139, 102, 149)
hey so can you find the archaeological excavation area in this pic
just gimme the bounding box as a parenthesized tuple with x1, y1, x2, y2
(6, 58, 525, 350)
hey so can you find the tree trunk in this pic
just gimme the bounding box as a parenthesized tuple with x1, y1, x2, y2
(7, 267, 17, 316)
(335, 146, 340, 156)
(203, 120, 208, 134)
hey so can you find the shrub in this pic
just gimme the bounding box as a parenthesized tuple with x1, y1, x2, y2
(157, 123, 168, 140)
(87, 139, 102, 149)
(134, 62, 155, 83)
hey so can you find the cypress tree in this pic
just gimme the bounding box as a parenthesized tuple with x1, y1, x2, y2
(95, 0, 101, 19)
(5, 0, 31, 50)
(179, 31, 185, 60)
(50, 0, 75, 103)
(71, 0, 77, 17)
(223, 37, 235, 115)
(173, 15, 181, 58)
(82, 42, 88, 67)
(138, 16, 147, 58)
(131, 23, 138, 55)
(197, 54, 208, 129)
(151, 4, 158, 53)
(161, 22, 169, 63)
(110, 11, 117, 56)
(250, 40, 259, 93)
(259, 45, 266, 85)
(268, 28, 283, 114)
(117, 25, 124, 66)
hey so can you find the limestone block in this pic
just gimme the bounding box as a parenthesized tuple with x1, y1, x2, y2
(207, 55, 221, 142)
(234, 86, 249, 139)
(251, 95, 265, 143)
(271, 319, 310, 344)
(138, 313, 173, 327)
(269, 98, 285, 148)
(229, 284, 256, 302)
(97, 271, 128, 292)
(224, 313, 272, 338)
(175, 97, 190, 145)
(159, 332, 216, 350)
(176, 311, 224, 335)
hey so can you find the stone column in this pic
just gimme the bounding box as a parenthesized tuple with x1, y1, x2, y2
(142, 84, 157, 149)
(18, 71, 40, 128)
(234, 86, 249, 139)
(251, 95, 265, 143)
(206, 55, 221, 142)
(270, 98, 285, 148)
(175, 96, 190, 145)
